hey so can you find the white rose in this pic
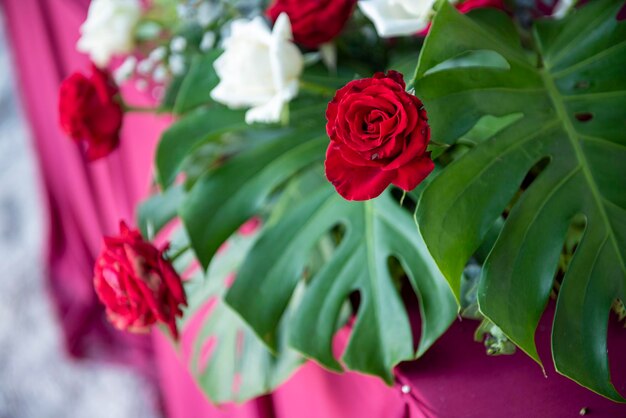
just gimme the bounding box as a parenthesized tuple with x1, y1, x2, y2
(210, 13, 304, 125)
(77, 0, 142, 67)
(358, 0, 438, 38)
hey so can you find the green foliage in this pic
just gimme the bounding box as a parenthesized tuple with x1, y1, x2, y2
(180, 127, 328, 268)
(136, 184, 184, 238)
(171, 228, 302, 404)
(225, 180, 457, 384)
(173, 50, 222, 114)
(156, 106, 248, 187)
(415, 0, 626, 401)
(165, 90, 455, 385)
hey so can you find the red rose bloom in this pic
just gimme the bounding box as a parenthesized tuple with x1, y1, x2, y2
(325, 71, 433, 201)
(267, 0, 356, 49)
(94, 221, 187, 339)
(59, 64, 123, 161)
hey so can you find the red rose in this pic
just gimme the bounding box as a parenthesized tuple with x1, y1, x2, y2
(59, 64, 123, 161)
(325, 71, 433, 201)
(267, 0, 356, 49)
(93, 221, 187, 339)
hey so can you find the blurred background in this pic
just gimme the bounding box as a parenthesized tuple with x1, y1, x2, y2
(0, 10, 157, 418)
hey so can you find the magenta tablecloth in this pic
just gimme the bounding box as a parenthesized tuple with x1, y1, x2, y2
(4, 1, 626, 417)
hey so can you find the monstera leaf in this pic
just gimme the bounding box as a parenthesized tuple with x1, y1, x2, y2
(169, 227, 302, 404)
(414, 1, 626, 400)
(180, 101, 329, 269)
(225, 179, 457, 383)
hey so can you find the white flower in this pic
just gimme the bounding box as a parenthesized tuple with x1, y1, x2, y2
(168, 55, 186, 76)
(358, 0, 438, 38)
(136, 58, 154, 75)
(197, 1, 222, 27)
(77, 0, 141, 67)
(113, 55, 137, 84)
(200, 32, 217, 51)
(170, 36, 187, 53)
(153, 64, 168, 83)
(148, 46, 167, 62)
(210, 13, 304, 124)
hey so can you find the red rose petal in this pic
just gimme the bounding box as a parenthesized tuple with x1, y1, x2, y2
(325, 144, 395, 200)
(391, 155, 435, 192)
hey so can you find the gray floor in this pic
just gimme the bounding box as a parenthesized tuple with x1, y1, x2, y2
(0, 12, 158, 418)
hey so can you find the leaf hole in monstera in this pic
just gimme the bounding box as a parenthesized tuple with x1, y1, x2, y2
(503, 156, 552, 220)
(617, 3, 626, 20)
(387, 257, 425, 353)
(302, 223, 347, 283)
(423, 50, 510, 77)
(348, 290, 362, 317)
(519, 157, 551, 192)
(574, 112, 594, 122)
(551, 213, 587, 299)
(386, 256, 405, 292)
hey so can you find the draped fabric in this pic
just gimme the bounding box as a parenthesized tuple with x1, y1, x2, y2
(3, 1, 626, 417)
(1, 0, 158, 370)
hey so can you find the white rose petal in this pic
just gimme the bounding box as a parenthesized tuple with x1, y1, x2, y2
(210, 13, 304, 125)
(358, 0, 437, 38)
(77, 0, 142, 67)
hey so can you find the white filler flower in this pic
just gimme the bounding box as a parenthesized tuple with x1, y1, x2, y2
(358, 0, 438, 38)
(210, 13, 304, 124)
(77, 0, 142, 67)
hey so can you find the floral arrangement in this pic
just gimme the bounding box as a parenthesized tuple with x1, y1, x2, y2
(59, 0, 626, 404)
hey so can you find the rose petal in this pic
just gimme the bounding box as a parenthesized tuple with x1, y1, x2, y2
(325, 144, 395, 200)
(391, 154, 435, 191)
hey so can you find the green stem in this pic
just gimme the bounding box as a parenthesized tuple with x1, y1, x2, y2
(299, 80, 337, 97)
(457, 138, 477, 147)
(168, 245, 191, 261)
(123, 104, 161, 113)
(429, 140, 451, 148)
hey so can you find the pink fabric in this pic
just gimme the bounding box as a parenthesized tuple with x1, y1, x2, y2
(4, 1, 626, 417)
(1, 1, 273, 416)
(2, 0, 157, 368)
(398, 305, 626, 417)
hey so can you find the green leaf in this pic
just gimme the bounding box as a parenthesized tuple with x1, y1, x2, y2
(155, 106, 248, 187)
(160, 73, 186, 112)
(226, 182, 457, 384)
(174, 228, 302, 404)
(173, 50, 222, 114)
(136, 185, 185, 238)
(180, 122, 328, 269)
(415, 0, 626, 401)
